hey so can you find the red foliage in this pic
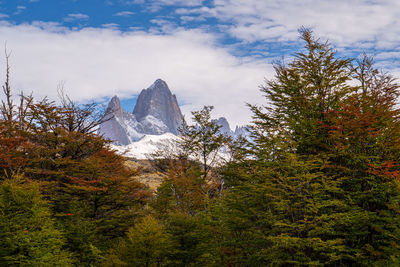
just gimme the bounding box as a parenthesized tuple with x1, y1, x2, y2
(0, 124, 32, 177)
(368, 161, 400, 181)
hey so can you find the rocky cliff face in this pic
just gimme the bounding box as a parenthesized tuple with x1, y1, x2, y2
(98, 79, 184, 145)
(133, 79, 184, 135)
(98, 95, 142, 145)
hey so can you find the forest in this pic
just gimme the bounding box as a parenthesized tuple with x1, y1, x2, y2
(1, 29, 400, 266)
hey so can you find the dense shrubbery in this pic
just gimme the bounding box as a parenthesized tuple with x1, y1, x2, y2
(1, 29, 400, 266)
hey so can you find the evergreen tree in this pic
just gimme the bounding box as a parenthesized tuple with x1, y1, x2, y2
(0, 176, 73, 266)
(250, 28, 353, 159)
(104, 215, 174, 267)
(213, 29, 400, 266)
(180, 105, 229, 179)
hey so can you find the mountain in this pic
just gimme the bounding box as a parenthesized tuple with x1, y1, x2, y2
(133, 79, 184, 135)
(212, 117, 251, 139)
(99, 79, 249, 151)
(110, 132, 179, 159)
(98, 79, 184, 145)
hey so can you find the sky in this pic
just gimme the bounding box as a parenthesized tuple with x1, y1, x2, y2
(0, 0, 400, 127)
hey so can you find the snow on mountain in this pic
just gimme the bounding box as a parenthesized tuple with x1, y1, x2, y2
(99, 79, 251, 159)
(110, 132, 179, 159)
(212, 117, 251, 139)
(98, 79, 185, 145)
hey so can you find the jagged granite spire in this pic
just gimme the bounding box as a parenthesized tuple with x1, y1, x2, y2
(212, 117, 233, 136)
(106, 95, 123, 118)
(133, 79, 184, 134)
(99, 79, 184, 145)
(99, 95, 133, 145)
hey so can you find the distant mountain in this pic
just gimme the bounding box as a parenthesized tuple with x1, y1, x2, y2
(212, 117, 251, 139)
(98, 79, 184, 145)
(110, 132, 179, 159)
(98, 79, 249, 149)
(133, 79, 184, 135)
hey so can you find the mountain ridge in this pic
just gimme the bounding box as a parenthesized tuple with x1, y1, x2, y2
(98, 79, 249, 148)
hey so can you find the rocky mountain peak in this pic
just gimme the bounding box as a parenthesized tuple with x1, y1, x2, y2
(133, 79, 184, 134)
(99, 79, 185, 145)
(99, 79, 246, 147)
(213, 117, 232, 136)
(149, 79, 169, 90)
(106, 95, 123, 118)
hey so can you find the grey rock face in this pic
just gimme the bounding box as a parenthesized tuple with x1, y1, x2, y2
(234, 125, 251, 139)
(212, 117, 251, 140)
(99, 79, 185, 145)
(99, 95, 143, 145)
(212, 117, 234, 137)
(99, 80, 249, 146)
(106, 95, 124, 118)
(133, 79, 184, 134)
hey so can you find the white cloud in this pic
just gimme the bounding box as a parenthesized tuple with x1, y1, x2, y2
(186, 0, 400, 51)
(126, 0, 204, 12)
(113, 11, 135, 17)
(126, 0, 203, 6)
(14, 5, 27, 15)
(102, 23, 120, 29)
(375, 51, 400, 60)
(153, 0, 203, 6)
(64, 13, 89, 22)
(0, 22, 272, 127)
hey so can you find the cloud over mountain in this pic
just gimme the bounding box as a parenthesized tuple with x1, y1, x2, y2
(0, 22, 270, 127)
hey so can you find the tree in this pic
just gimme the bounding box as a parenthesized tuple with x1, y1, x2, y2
(104, 215, 174, 267)
(152, 158, 207, 216)
(250, 28, 353, 159)
(0, 47, 13, 122)
(151, 105, 230, 216)
(321, 54, 400, 264)
(0, 176, 73, 266)
(213, 29, 400, 266)
(0, 56, 152, 265)
(180, 106, 229, 179)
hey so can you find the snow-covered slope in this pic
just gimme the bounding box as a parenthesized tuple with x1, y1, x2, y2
(110, 132, 234, 165)
(110, 133, 179, 159)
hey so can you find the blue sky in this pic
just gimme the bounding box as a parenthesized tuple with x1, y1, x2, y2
(0, 0, 400, 126)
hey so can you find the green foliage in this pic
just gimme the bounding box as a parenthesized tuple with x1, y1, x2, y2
(213, 29, 400, 266)
(250, 28, 353, 159)
(163, 212, 210, 266)
(104, 215, 174, 267)
(2, 29, 400, 267)
(211, 155, 353, 266)
(180, 105, 229, 178)
(0, 176, 73, 266)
